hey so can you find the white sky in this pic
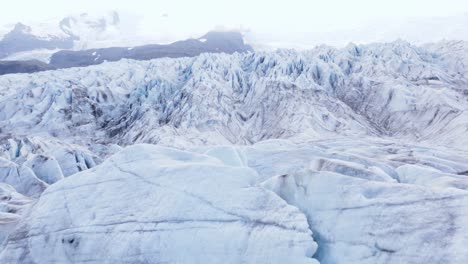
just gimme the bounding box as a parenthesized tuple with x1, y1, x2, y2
(1, 0, 468, 47)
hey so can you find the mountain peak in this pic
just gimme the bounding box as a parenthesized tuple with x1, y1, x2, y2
(198, 31, 253, 53)
(11, 23, 32, 34)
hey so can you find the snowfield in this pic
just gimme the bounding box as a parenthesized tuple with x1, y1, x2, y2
(0, 40, 468, 263)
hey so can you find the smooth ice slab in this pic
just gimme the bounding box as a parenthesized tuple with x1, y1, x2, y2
(0, 144, 318, 264)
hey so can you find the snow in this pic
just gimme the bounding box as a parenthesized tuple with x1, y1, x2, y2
(0, 25, 10, 40)
(199, 38, 207, 43)
(27, 20, 70, 40)
(0, 49, 60, 63)
(0, 11, 155, 58)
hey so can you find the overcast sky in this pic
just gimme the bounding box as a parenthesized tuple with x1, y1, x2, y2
(2, 0, 468, 47)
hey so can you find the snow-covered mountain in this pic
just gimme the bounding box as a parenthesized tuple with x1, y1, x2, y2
(0, 40, 468, 263)
(0, 12, 131, 59)
(0, 31, 253, 75)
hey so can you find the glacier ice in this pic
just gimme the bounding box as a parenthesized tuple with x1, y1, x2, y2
(1, 138, 468, 263)
(263, 169, 468, 263)
(0, 41, 467, 149)
(0, 145, 318, 264)
(0, 183, 33, 245)
(0, 158, 47, 197)
(0, 40, 467, 263)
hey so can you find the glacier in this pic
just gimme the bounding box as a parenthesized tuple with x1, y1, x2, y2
(0, 145, 318, 263)
(0, 40, 467, 148)
(0, 40, 467, 263)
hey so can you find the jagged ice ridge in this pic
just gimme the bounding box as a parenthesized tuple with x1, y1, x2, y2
(0, 40, 467, 263)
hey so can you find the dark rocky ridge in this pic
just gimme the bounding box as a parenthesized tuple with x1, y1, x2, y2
(49, 31, 253, 68)
(0, 31, 252, 75)
(0, 60, 56, 75)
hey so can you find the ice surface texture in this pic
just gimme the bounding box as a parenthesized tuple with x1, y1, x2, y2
(0, 145, 317, 264)
(0, 41, 468, 263)
(1, 41, 467, 149)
